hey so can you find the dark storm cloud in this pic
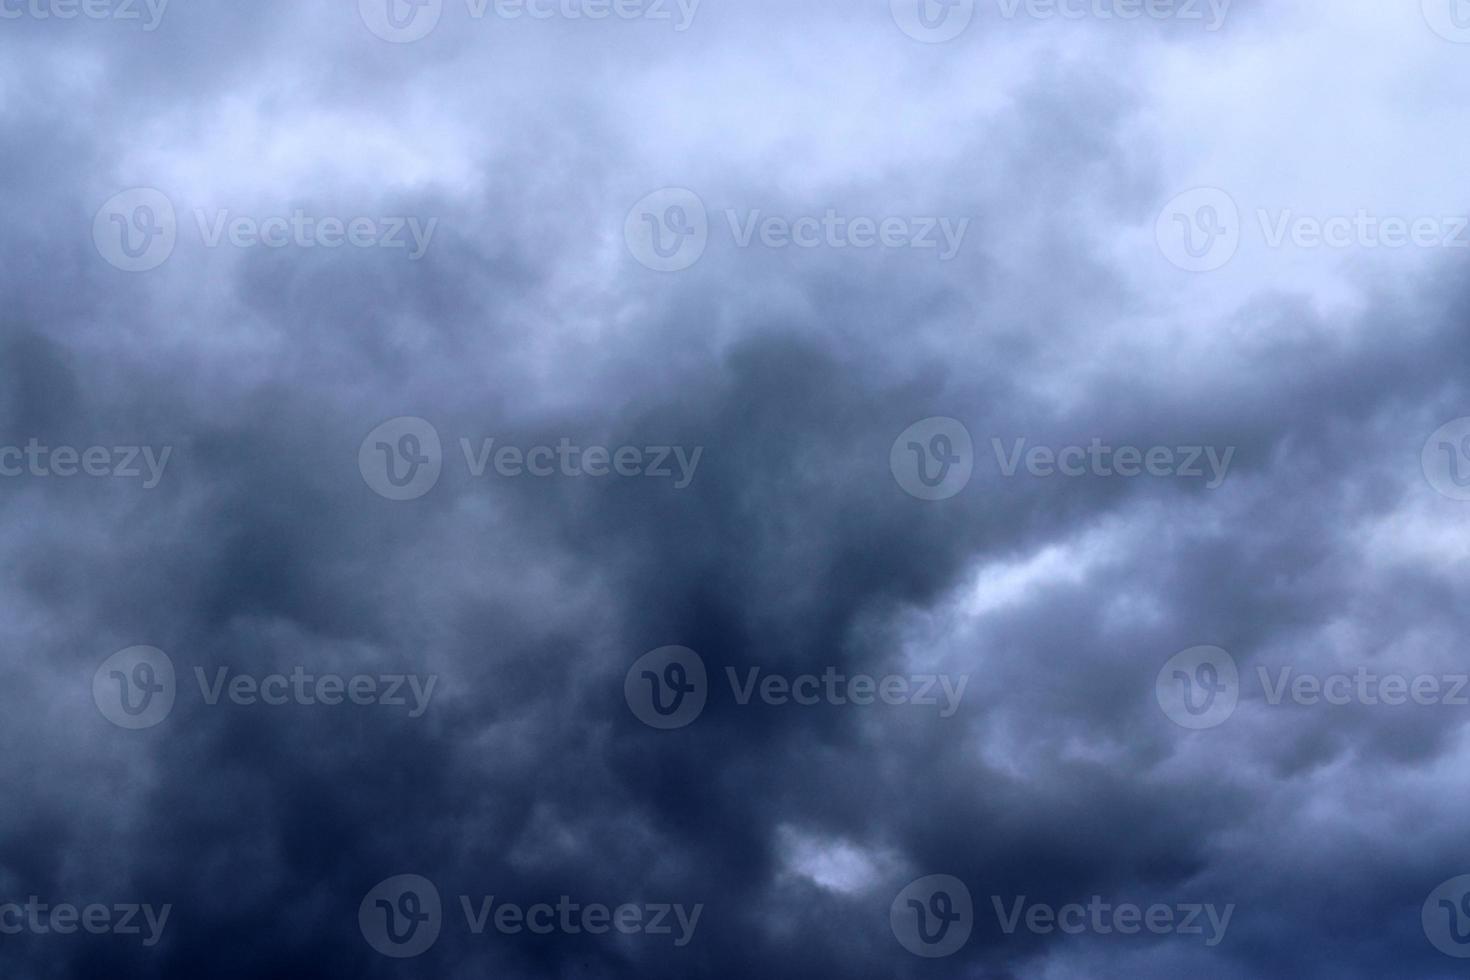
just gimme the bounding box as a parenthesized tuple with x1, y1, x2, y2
(3, 0, 1469, 978)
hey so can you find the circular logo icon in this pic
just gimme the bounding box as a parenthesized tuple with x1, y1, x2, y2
(93, 188, 176, 273)
(1423, 418, 1470, 501)
(1423, 0, 1470, 43)
(624, 188, 708, 272)
(359, 0, 442, 42)
(1156, 187, 1240, 272)
(1425, 875, 1470, 957)
(890, 0, 975, 43)
(93, 646, 176, 730)
(360, 874, 442, 958)
(360, 417, 442, 501)
(1156, 645, 1238, 730)
(891, 874, 972, 958)
(890, 417, 973, 501)
(625, 646, 707, 729)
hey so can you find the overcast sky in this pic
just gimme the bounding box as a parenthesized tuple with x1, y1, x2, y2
(4, 0, 1470, 976)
